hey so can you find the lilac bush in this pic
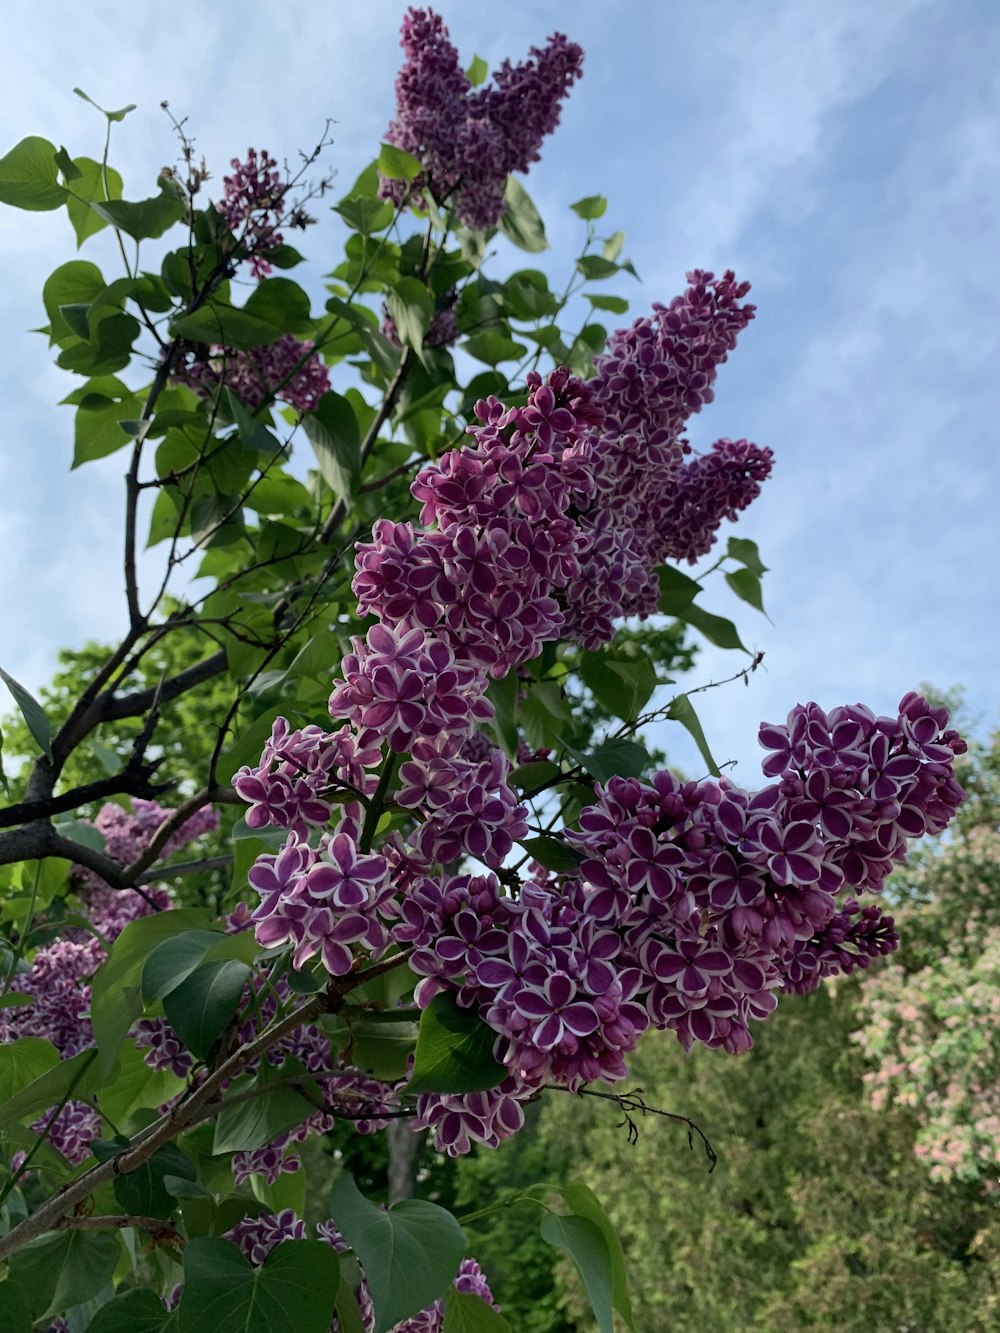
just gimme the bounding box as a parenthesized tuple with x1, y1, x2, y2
(0, 6, 967, 1329)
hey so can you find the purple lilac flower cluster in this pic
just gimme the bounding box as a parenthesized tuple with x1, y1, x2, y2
(379, 8, 583, 229)
(175, 333, 331, 415)
(565, 271, 771, 644)
(1, 800, 215, 1165)
(219, 148, 286, 278)
(225, 1210, 498, 1332)
(386, 694, 964, 1153)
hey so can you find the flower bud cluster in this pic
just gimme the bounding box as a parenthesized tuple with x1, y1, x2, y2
(379, 8, 583, 229)
(219, 148, 286, 278)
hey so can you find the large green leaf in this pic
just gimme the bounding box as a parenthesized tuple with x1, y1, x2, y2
(170, 303, 284, 350)
(0, 667, 53, 760)
(326, 1014, 418, 1082)
(563, 738, 650, 785)
(539, 1213, 614, 1333)
(579, 645, 658, 723)
(243, 278, 313, 335)
(8, 1229, 120, 1321)
(679, 603, 748, 653)
(162, 958, 250, 1059)
(328, 1172, 466, 1333)
(65, 373, 144, 467)
(556, 1182, 634, 1330)
(0, 136, 67, 211)
(378, 143, 423, 182)
(0, 1280, 32, 1333)
(212, 1060, 318, 1154)
(666, 694, 720, 777)
(656, 564, 701, 617)
(91, 181, 185, 239)
(87, 1287, 177, 1332)
(498, 177, 548, 253)
(407, 992, 506, 1095)
(303, 391, 361, 503)
(0, 1037, 59, 1102)
(442, 1287, 511, 1331)
(385, 277, 433, 358)
(0, 1047, 99, 1131)
(66, 156, 124, 246)
(90, 908, 212, 1079)
(141, 928, 258, 1006)
(176, 1237, 339, 1333)
(91, 1136, 196, 1219)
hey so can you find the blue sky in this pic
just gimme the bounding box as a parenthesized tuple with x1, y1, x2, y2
(1, 0, 997, 782)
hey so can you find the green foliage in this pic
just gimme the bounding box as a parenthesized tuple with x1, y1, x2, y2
(407, 992, 507, 1094)
(176, 1237, 340, 1332)
(329, 1172, 466, 1332)
(543, 988, 1000, 1331)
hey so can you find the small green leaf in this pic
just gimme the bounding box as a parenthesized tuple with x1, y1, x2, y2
(540, 1213, 614, 1333)
(586, 293, 629, 314)
(570, 195, 607, 221)
(576, 255, 619, 281)
(335, 196, 394, 235)
(328, 1173, 466, 1333)
(0, 667, 53, 760)
(498, 177, 548, 253)
(73, 381, 144, 466)
(378, 143, 423, 182)
(465, 54, 489, 87)
(725, 566, 765, 613)
(667, 694, 720, 777)
(461, 331, 527, 366)
(510, 760, 561, 794)
(518, 836, 582, 875)
(680, 603, 748, 652)
(73, 88, 137, 122)
(101, 1138, 195, 1219)
(0, 136, 67, 211)
(727, 535, 768, 577)
(579, 645, 658, 723)
(303, 390, 362, 502)
(408, 992, 506, 1095)
(162, 958, 250, 1059)
(176, 1237, 340, 1333)
(442, 1287, 511, 1332)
